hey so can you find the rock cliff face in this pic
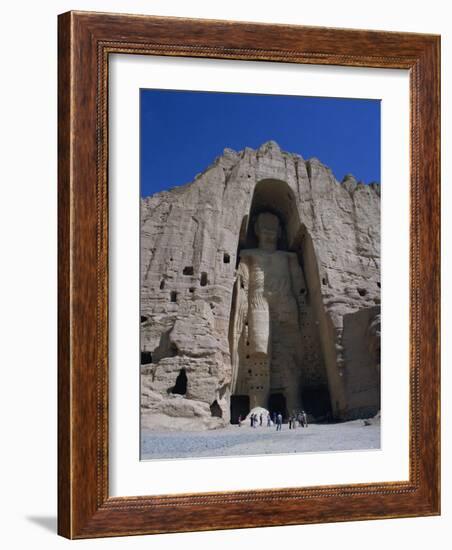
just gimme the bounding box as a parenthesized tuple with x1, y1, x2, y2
(140, 141, 380, 430)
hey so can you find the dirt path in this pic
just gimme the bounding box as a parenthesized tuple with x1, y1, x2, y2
(141, 420, 380, 460)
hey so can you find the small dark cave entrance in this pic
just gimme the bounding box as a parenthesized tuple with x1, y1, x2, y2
(210, 400, 223, 418)
(230, 395, 250, 424)
(171, 368, 187, 395)
(301, 385, 332, 421)
(200, 272, 208, 286)
(268, 393, 287, 420)
(141, 351, 152, 365)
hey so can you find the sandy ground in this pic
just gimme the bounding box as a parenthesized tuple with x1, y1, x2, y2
(141, 420, 380, 460)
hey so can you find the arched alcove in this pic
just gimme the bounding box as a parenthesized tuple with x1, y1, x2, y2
(229, 178, 333, 423)
(171, 368, 187, 395)
(238, 178, 300, 251)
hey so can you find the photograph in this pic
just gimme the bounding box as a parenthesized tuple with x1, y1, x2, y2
(139, 89, 382, 460)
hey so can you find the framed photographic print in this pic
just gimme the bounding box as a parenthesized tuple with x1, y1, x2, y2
(58, 11, 440, 538)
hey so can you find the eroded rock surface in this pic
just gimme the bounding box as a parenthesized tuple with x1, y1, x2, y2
(141, 141, 380, 429)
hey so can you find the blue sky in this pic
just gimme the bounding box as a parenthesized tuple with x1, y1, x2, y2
(140, 89, 380, 198)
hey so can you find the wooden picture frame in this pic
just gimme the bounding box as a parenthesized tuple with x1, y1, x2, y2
(58, 10, 440, 539)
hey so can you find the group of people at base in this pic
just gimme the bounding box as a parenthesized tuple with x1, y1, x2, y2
(237, 410, 309, 430)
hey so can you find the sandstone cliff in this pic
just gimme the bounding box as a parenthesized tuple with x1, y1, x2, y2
(140, 141, 380, 430)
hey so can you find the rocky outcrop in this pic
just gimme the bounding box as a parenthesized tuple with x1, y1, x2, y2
(140, 141, 380, 429)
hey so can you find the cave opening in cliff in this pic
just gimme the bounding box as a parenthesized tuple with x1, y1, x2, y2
(210, 400, 223, 418)
(171, 368, 187, 395)
(301, 385, 332, 420)
(200, 272, 208, 286)
(268, 393, 287, 420)
(141, 351, 152, 365)
(230, 395, 250, 424)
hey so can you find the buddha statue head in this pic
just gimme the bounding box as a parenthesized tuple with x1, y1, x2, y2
(254, 212, 280, 252)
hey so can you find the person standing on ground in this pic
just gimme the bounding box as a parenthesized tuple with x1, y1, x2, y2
(276, 412, 283, 431)
(302, 410, 308, 427)
(267, 412, 271, 427)
(299, 412, 304, 427)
